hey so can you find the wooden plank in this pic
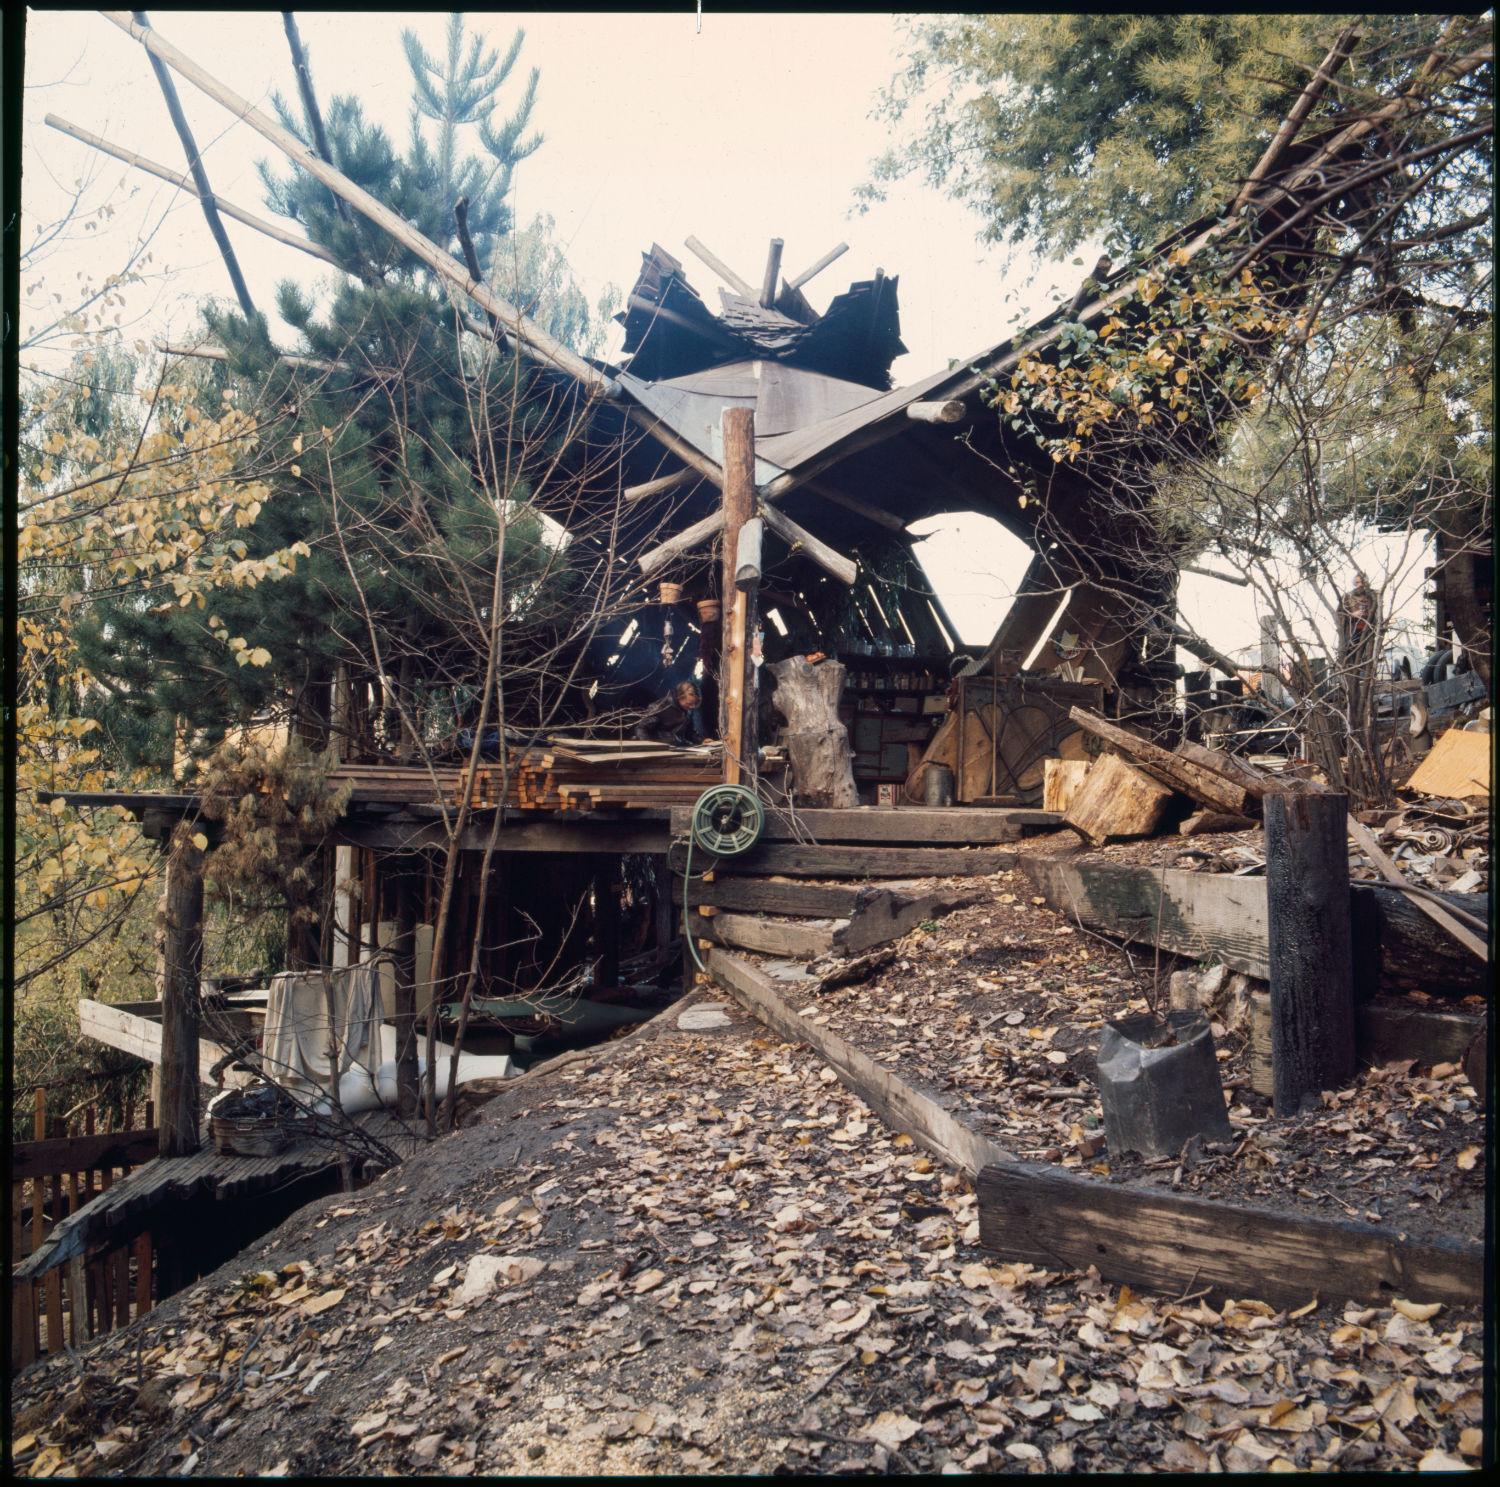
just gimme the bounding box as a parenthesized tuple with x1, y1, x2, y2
(69, 1254, 88, 1348)
(674, 841, 1018, 880)
(675, 804, 1047, 845)
(976, 1163, 1486, 1308)
(1043, 759, 1090, 814)
(135, 1231, 154, 1317)
(1357, 1003, 1486, 1068)
(45, 1268, 63, 1355)
(1404, 725, 1490, 798)
(834, 885, 986, 956)
(332, 818, 674, 855)
(709, 949, 1014, 1177)
(688, 910, 839, 960)
(114, 1247, 132, 1328)
(76, 999, 243, 1084)
(1022, 857, 1272, 977)
(11, 1130, 161, 1183)
(686, 877, 866, 917)
(14, 1279, 38, 1370)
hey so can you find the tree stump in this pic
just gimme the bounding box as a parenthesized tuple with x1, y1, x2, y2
(1265, 787, 1355, 1115)
(1064, 752, 1171, 845)
(770, 656, 859, 808)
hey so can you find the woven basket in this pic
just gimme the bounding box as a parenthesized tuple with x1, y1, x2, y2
(211, 1113, 288, 1157)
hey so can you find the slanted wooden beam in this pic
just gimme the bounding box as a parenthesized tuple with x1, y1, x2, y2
(623, 467, 699, 505)
(759, 500, 857, 585)
(157, 340, 335, 373)
(804, 478, 906, 532)
(683, 234, 755, 299)
(759, 238, 784, 308)
(720, 407, 758, 785)
(638, 508, 724, 579)
(102, 9, 619, 399)
(46, 114, 340, 267)
(132, 9, 255, 318)
(787, 241, 848, 291)
(905, 399, 966, 424)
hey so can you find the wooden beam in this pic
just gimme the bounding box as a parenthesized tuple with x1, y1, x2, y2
(1068, 706, 1252, 814)
(1021, 857, 1489, 997)
(130, 9, 256, 318)
(759, 238, 784, 308)
(76, 999, 248, 1086)
(720, 407, 758, 785)
(101, 10, 620, 398)
(157, 825, 204, 1157)
(685, 877, 865, 917)
(803, 478, 906, 533)
(787, 241, 849, 291)
(331, 817, 673, 855)
(683, 234, 755, 299)
(710, 949, 1014, 1176)
(622, 467, 698, 505)
(669, 804, 1044, 845)
(905, 399, 966, 424)
(157, 340, 335, 373)
(638, 508, 725, 579)
(759, 500, 857, 585)
(46, 113, 340, 266)
(11, 1131, 160, 1184)
(976, 1164, 1485, 1308)
(690, 910, 838, 960)
(834, 885, 985, 956)
(672, 842, 1018, 879)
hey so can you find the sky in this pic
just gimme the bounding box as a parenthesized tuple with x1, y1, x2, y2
(19, 9, 1430, 657)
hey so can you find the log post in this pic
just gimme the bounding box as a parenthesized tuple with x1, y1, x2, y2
(770, 656, 860, 808)
(158, 822, 204, 1157)
(1265, 787, 1355, 1116)
(720, 407, 758, 788)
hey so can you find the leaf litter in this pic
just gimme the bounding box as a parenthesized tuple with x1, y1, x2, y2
(7, 857, 1486, 1476)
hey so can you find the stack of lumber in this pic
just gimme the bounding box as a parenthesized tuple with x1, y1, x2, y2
(1062, 708, 1270, 846)
(328, 737, 777, 814)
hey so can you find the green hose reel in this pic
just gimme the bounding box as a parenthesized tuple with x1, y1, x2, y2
(683, 784, 764, 977)
(689, 783, 765, 856)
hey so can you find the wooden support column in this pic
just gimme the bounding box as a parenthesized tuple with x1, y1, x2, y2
(719, 407, 758, 788)
(390, 866, 420, 1119)
(1265, 787, 1355, 1116)
(593, 855, 621, 991)
(158, 822, 204, 1157)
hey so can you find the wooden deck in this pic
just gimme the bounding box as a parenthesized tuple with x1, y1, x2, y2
(14, 1112, 426, 1285)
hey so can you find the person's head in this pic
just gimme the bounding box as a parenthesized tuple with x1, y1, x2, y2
(675, 681, 701, 708)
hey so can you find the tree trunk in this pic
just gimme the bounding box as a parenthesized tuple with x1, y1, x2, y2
(1265, 788, 1355, 1116)
(158, 824, 204, 1158)
(770, 656, 860, 808)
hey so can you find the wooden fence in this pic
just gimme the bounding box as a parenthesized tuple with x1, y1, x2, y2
(11, 1090, 160, 1372)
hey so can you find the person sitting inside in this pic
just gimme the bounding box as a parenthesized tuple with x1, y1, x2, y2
(634, 680, 707, 745)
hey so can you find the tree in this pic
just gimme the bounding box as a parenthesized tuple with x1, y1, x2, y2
(863, 15, 1491, 264)
(973, 18, 1492, 804)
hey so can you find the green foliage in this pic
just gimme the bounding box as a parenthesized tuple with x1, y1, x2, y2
(198, 738, 353, 955)
(863, 14, 1344, 254)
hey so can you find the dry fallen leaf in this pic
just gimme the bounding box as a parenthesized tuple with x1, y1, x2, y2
(631, 1268, 666, 1295)
(1392, 1299, 1443, 1322)
(1454, 1146, 1480, 1171)
(863, 1410, 922, 1450)
(302, 1287, 346, 1317)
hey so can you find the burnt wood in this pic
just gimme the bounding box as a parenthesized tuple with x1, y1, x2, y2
(975, 1164, 1485, 1308)
(834, 885, 986, 956)
(1266, 790, 1356, 1114)
(158, 827, 204, 1159)
(1356, 1001, 1486, 1070)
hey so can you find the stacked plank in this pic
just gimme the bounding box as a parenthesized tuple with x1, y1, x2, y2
(328, 737, 750, 814)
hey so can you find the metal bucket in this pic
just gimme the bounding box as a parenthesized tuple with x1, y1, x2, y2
(924, 763, 955, 807)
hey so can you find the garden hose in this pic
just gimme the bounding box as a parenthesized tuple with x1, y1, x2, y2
(682, 783, 765, 975)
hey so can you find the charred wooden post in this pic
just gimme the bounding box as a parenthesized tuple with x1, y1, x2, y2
(720, 407, 758, 787)
(1265, 786, 1356, 1115)
(158, 822, 204, 1158)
